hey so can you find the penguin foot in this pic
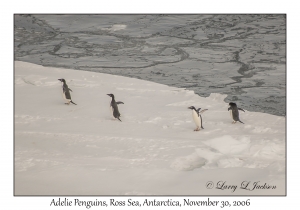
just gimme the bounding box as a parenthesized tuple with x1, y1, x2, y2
(194, 127, 200, 131)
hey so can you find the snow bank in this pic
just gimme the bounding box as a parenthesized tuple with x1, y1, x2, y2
(15, 61, 285, 195)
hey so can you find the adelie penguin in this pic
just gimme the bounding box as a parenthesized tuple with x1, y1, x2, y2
(188, 106, 208, 131)
(228, 102, 245, 124)
(107, 94, 124, 122)
(58, 79, 77, 105)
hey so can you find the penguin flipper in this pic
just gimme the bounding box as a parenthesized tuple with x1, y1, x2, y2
(239, 120, 244, 124)
(70, 101, 77, 105)
(238, 108, 245, 112)
(68, 88, 73, 92)
(116, 101, 124, 105)
(199, 109, 208, 114)
(117, 117, 122, 122)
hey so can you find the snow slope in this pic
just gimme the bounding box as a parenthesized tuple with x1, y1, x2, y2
(14, 61, 285, 195)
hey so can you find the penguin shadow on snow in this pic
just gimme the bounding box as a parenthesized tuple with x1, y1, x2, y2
(188, 106, 208, 131)
(228, 102, 245, 124)
(107, 93, 124, 122)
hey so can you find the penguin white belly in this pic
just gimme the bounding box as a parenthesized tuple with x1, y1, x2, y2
(110, 104, 116, 119)
(61, 89, 66, 100)
(110, 98, 114, 119)
(192, 110, 201, 128)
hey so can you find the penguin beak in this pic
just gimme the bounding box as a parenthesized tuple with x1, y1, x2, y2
(107, 94, 111, 97)
(58, 79, 62, 82)
(188, 106, 193, 110)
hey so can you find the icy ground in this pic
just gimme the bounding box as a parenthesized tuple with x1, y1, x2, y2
(15, 61, 285, 195)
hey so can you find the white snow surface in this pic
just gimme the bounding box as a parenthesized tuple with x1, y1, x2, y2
(15, 61, 285, 195)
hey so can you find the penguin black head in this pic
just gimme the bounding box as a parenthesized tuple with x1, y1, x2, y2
(188, 106, 195, 110)
(189, 106, 202, 113)
(229, 102, 237, 107)
(58, 78, 66, 83)
(107, 93, 115, 99)
(189, 106, 202, 112)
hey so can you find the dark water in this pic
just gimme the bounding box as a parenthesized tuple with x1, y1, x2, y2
(14, 14, 286, 116)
